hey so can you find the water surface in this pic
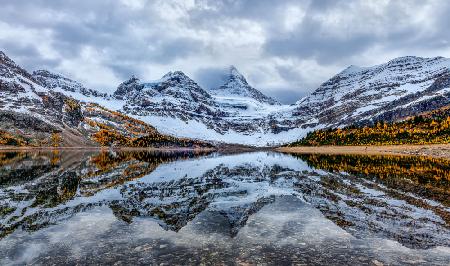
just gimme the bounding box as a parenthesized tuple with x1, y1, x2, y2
(0, 150, 449, 265)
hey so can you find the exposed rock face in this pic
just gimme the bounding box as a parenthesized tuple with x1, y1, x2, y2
(113, 76, 143, 100)
(0, 51, 70, 144)
(110, 57, 450, 145)
(112, 69, 292, 140)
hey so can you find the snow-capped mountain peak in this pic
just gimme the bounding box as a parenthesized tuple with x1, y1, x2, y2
(147, 71, 212, 99)
(161, 70, 191, 81)
(0, 51, 13, 66)
(209, 66, 280, 105)
(0, 51, 37, 83)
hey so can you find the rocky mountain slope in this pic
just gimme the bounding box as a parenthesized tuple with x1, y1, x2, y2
(0, 51, 210, 148)
(2, 50, 450, 146)
(108, 56, 450, 146)
(106, 69, 298, 146)
(294, 56, 450, 128)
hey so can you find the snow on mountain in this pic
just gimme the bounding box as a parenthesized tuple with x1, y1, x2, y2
(117, 57, 450, 146)
(294, 56, 450, 127)
(33, 70, 108, 98)
(0, 51, 187, 147)
(2, 49, 450, 147)
(209, 66, 280, 105)
(117, 71, 218, 117)
(0, 50, 64, 126)
(109, 70, 304, 146)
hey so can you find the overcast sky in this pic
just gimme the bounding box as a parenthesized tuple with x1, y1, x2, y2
(1, 0, 450, 103)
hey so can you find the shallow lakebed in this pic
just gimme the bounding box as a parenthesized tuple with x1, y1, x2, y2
(0, 150, 449, 265)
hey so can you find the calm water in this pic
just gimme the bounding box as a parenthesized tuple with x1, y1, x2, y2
(0, 150, 449, 265)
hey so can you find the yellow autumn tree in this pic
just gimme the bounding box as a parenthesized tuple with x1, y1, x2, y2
(50, 132, 62, 147)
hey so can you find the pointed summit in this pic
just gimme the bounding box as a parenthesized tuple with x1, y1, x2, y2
(155, 70, 211, 99)
(209, 66, 280, 105)
(159, 71, 200, 87)
(229, 65, 246, 81)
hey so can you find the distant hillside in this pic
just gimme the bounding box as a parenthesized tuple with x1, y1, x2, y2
(288, 106, 450, 146)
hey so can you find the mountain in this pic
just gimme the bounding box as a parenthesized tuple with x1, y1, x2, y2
(113, 57, 450, 146)
(113, 56, 450, 146)
(209, 66, 280, 105)
(115, 71, 219, 118)
(2, 50, 450, 147)
(0, 51, 210, 148)
(294, 56, 450, 128)
(0, 51, 89, 146)
(110, 70, 299, 146)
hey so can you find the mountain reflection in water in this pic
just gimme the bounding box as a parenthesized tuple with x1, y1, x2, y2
(0, 150, 449, 265)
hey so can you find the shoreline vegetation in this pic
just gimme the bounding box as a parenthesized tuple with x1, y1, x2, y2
(288, 106, 450, 147)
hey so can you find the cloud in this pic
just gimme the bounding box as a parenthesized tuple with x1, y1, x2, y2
(195, 67, 229, 89)
(1, 0, 450, 102)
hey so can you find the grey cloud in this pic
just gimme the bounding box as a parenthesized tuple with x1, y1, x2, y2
(1, 0, 450, 104)
(0, 41, 59, 71)
(263, 0, 450, 65)
(106, 63, 141, 82)
(265, 88, 308, 105)
(194, 67, 229, 89)
(149, 38, 206, 63)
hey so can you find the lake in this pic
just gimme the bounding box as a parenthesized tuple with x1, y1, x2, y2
(0, 150, 449, 265)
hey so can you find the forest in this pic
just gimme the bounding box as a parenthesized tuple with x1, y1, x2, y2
(289, 106, 450, 146)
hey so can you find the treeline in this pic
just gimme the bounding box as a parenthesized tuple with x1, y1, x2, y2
(92, 129, 213, 148)
(289, 106, 450, 146)
(0, 130, 27, 146)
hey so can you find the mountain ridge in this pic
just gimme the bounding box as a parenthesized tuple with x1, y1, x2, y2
(2, 50, 450, 146)
(0, 51, 212, 148)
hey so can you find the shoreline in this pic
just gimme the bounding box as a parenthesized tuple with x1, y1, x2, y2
(0, 146, 217, 152)
(277, 144, 450, 159)
(3, 144, 450, 159)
